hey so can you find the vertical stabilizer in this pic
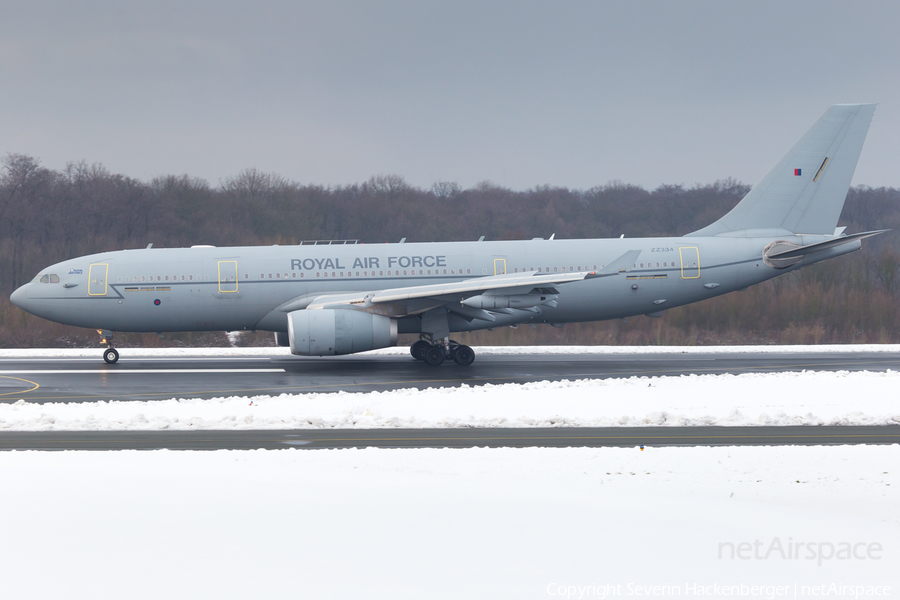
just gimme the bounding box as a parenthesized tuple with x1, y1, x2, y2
(688, 104, 876, 237)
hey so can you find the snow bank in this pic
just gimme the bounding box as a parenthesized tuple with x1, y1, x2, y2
(2, 370, 899, 431)
(2, 343, 900, 358)
(0, 445, 896, 599)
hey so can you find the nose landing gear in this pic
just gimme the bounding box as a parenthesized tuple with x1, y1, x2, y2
(410, 337, 475, 366)
(98, 330, 119, 364)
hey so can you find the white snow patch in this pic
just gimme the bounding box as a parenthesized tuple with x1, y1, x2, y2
(2, 370, 899, 431)
(0, 446, 896, 599)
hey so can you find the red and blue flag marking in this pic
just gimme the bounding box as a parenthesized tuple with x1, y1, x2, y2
(794, 168, 802, 176)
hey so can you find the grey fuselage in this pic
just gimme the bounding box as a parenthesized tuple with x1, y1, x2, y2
(11, 234, 858, 335)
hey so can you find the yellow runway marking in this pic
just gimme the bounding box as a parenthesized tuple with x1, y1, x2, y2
(0, 376, 40, 397)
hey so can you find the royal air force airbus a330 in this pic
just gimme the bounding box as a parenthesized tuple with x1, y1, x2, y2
(10, 104, 887, 365)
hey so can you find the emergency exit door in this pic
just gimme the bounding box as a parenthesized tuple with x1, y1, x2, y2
(88, 263, 108, 296)
(679, 247, 700, 279)
(218, 261, 238, 292)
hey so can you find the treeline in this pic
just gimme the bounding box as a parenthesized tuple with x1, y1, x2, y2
(1, 153, 898, 347)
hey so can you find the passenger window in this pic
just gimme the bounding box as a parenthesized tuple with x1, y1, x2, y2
(467, 269, 471, 274)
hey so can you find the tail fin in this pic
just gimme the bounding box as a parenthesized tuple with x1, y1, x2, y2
(688, 104, 876, 237)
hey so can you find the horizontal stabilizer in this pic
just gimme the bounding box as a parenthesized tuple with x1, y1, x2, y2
(767, 230, 889, 260)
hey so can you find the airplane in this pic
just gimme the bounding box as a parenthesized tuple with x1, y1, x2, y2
(10, 104, 887, 366)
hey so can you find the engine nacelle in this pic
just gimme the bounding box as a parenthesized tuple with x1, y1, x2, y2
(287, 309, 398, 356)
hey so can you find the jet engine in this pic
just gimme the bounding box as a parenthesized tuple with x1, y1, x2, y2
(287, 309, 397, 356)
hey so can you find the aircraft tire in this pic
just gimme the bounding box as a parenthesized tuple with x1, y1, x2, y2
(410, 340, 430, 361)
(103, 348, 120, 364)
(451, 345, 475, 366)
(423, 346, 446, 366)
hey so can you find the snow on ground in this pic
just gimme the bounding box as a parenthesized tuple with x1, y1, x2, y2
(0, 445, 896, 600)
(2, 344, 900, 358)
(1, 370, 899, 431)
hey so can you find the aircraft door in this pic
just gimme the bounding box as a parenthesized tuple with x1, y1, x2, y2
(88, 263, 108, 296)
(679, 247, 700, 279)
(218, 261, 239, 292)
(493, 257, 507, 275)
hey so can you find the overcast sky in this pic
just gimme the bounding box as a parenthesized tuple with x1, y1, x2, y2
(2, 1, 897, 191)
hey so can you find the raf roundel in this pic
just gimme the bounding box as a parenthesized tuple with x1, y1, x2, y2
(154, 299, 161, 306)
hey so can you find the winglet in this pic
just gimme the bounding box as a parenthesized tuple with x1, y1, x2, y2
(587, 250, 642, 278)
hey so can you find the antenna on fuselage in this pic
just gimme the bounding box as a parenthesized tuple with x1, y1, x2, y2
(146, 243, 153, 249)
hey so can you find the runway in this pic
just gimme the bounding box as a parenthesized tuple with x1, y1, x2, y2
(1, 350, 899, 403)
(1, 425, 898, 450)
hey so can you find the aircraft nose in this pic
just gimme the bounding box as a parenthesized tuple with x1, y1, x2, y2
(10, 284, 31, 312)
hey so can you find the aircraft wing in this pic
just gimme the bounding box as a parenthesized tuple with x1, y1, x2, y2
(369, 270, 592, 303)
(300, 270, 590, 312)
(302, 249, 642, 319)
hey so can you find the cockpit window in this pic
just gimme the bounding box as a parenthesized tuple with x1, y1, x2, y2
(38, 274, 59, 283)
(40, 275, 49, 283)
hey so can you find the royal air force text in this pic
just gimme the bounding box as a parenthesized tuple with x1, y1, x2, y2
(291, 256, 447, 271)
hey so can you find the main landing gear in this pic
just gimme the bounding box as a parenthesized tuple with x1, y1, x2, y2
(98, 329, 119, 364)
(410, 338, 475, 366)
